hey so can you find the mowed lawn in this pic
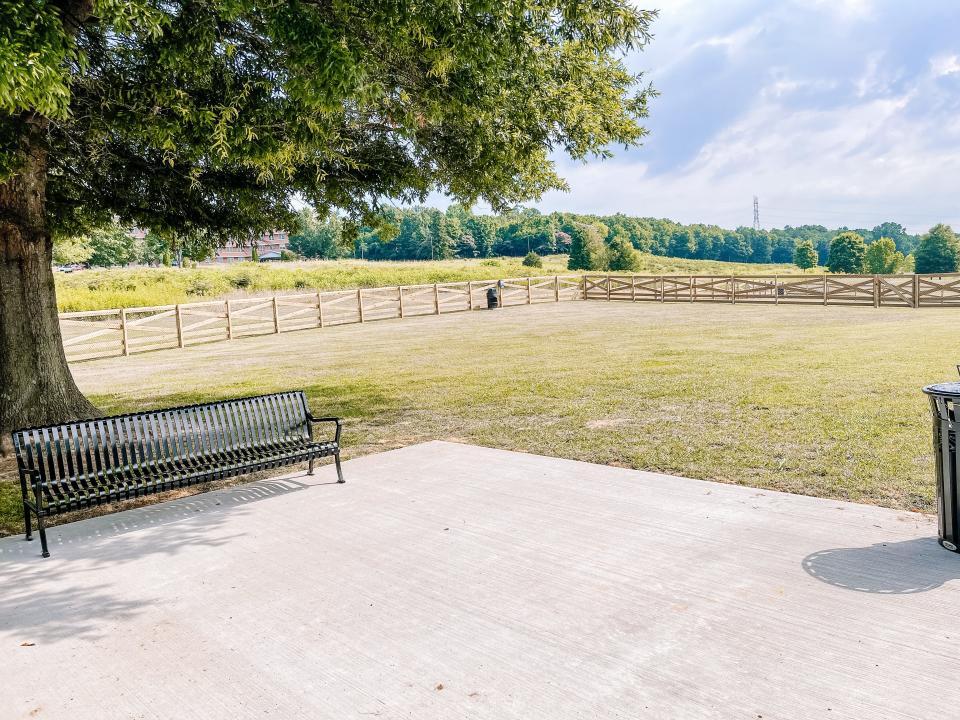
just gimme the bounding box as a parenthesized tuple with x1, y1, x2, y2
(0, 300, 951, 534)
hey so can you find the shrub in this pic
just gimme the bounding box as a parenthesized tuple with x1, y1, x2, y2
(229, 270, 254, 289)
(480, 259, 500, 267)
(280, 249, 298, 261)
(186, 278, 214, 296)
(522, 251, 543, 268)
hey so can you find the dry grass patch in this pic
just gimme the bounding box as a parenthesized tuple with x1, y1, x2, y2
(1, 300, 949, 535)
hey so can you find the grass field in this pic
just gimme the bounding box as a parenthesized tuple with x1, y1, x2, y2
(55, 255, 799, 312)
(0, 299, 948, 536)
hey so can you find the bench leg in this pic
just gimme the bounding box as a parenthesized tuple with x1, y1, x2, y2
(23, 502, 32, 542)
(36, 513, 50, 558)
(307, 457, 315, 476)
(335, 452, 345, 484)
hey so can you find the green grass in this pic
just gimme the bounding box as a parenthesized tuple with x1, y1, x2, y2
(0, 299, 947, 536)
(54, 255, 798, 312)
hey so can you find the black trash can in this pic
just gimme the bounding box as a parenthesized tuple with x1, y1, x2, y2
(486, 287, 499, 309)
(923, 380, 960, 553)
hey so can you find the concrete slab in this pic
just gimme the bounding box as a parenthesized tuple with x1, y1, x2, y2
(1, 441, 957, 720)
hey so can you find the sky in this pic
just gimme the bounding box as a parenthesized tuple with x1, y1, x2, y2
(527, 0, 960, 233)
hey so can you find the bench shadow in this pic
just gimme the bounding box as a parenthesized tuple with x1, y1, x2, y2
(0, 471, 340, 644)
(802, 537, 960, 594)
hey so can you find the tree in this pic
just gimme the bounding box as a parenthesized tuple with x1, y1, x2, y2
(864, 237, 904, 274)
(567, 223, 608, 271)
(607, 232, 640, 271)
(827, 232, 867, 273)
(288, 209, 346, 259)
(0, 1, 655, 441)
(668, 228, 695, 258)
(87, 223, 139, 267)
(250, 243, 260, 263)
(914, 224, 960, 274)
(139, 231, 174, 266)
(793, 241, 818, 272)
(52, 235, 93, 266)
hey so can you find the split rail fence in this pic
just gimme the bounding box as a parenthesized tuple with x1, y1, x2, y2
(584, 273, 960, 308)
(60, 272, 960, 363)
(60, 275, 583, 362)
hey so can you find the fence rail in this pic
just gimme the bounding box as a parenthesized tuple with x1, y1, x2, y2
(59, 272, 960, 363)
(60, 275, 584, 362)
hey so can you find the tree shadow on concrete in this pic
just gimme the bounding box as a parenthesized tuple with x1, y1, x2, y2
(802, 537, 960, 594)
(0, 471, 341, 644)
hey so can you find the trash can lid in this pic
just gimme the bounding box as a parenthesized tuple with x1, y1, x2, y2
(923, 382, 960, 397)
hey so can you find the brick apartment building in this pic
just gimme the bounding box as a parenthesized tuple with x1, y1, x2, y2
(214, 230, 290, 263)
(129, 228, 290, 263)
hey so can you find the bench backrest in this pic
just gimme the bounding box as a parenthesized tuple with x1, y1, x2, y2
(13, 392, 311, 492)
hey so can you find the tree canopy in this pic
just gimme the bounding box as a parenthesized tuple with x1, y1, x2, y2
(793, 241, 817, 271)
(826, 232, 867, 274)
(914, 224, 960, 274)
(3, 0, 656, 240)
(864, 237, 904, 274)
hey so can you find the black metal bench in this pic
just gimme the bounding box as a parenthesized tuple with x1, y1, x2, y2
(12, 391, 343, 558)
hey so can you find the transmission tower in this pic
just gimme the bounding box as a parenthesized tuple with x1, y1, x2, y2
(752, 196, 760, 231)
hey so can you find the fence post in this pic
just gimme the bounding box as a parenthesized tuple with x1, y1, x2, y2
(582, 275, 587, 300)
(606, 274, 611, 301)
(913, 274, 920, 308)
(774, 275, 779, 305)
(226, 300, 233, 339)
(467, 281, 473, 311)
(730, 276, 736, 304)
(497, 280, 503, 307)
(689, 275, 694, 302)
(317, 292, 324, 327)
(434, 283, 440, 314)
(631, 275, 637, 302)
(873, 276, 880, 308)
(555, 275, 560, 302)
(175, 304, 184, 348)
(527, 277, 532, 304)
(120, 308, 129, 356)
(399, 286, 406, 317)
(272, 296, 280, 332)
(659, 275, 665, 302)
(357, 288, 365, 322)
(823, 274, 828, 305)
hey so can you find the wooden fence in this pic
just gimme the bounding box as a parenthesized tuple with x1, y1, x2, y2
(60, 275, 584, 362)
(60, 271, 960, 363)
(583, 273, 960, 308)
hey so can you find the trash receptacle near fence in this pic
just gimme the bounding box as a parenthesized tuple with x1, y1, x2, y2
(923, 379, 960, 553)
(486, 287, 499, 309)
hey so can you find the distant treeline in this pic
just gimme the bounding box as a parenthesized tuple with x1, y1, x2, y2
(290, 205, 921, 266)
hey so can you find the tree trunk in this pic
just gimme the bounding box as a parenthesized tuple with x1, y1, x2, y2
(0, 117, 99, 454)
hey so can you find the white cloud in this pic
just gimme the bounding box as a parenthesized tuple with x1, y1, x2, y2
(524, 1, 960, 232)
(930, 54, 960, 77)
(536, 77, 960, 233)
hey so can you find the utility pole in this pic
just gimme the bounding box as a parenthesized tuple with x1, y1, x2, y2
(753, 196, 760, 232)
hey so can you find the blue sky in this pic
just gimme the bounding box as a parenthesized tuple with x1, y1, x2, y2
(530, 0, 960, 232)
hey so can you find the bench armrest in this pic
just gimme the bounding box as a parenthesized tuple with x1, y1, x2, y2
(307, 414, 342, 444)
(18, 467, 44, 510)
